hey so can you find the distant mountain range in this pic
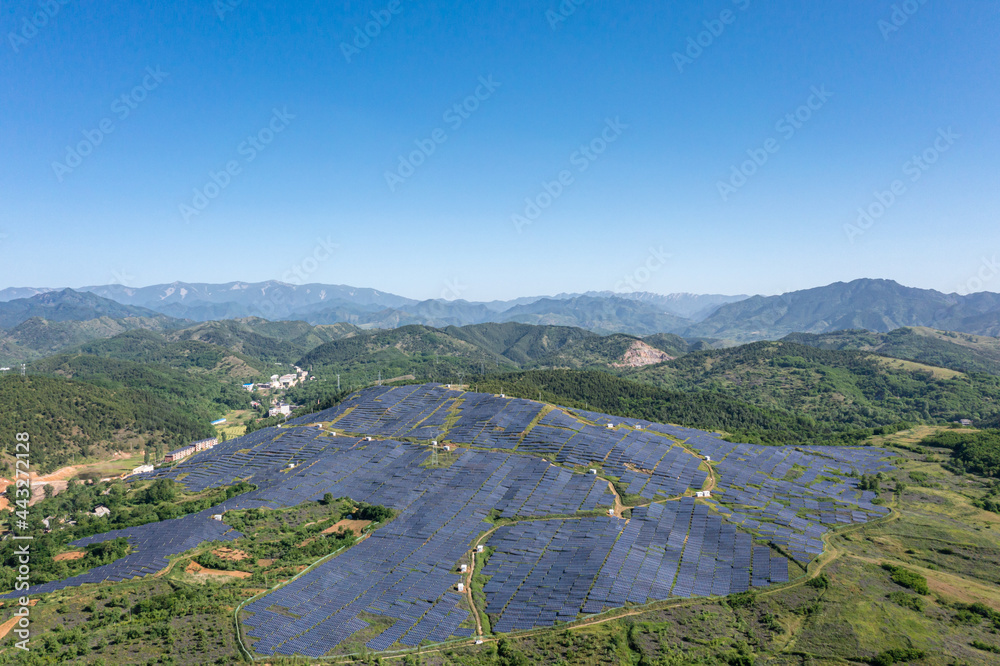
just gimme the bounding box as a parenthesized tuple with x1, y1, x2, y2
(0, 289, 178, 329)
(681, 279, 1000, 341)
(1, 278, 999, 343)
(0, 282, 743, 328)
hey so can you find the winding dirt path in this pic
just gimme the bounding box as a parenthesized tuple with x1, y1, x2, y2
(603, 478, 627, 518)
(466, 525, 502, 638)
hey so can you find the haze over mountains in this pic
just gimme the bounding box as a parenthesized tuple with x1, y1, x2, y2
(1, 278, 1000, 343)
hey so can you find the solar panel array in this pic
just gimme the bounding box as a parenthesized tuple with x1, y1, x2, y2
(0, 509, 240, 596)
(1, 384, 896, 658)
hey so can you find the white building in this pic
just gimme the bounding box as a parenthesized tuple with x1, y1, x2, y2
(192, 438, 218, 452)
(269, 404, 293, 418)
(93, 506, 110, 518)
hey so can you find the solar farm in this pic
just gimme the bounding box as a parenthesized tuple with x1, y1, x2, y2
(2, 383, 896, 658)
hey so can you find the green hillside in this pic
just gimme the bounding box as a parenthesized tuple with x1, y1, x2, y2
(465, 369, 901, 446)
(786, 327, 1000, 375)
(641, 332, 698, 356)
(29, 353, 251, 427)
(684, 278, 1000, 340)
(0, 316, 182, 365)
(235, 317, 359, 348)
(296, 325, 518, 384)
(0, 289, 180, 329)
(0, 375, 219, 474)
(167, 320, 307, 364)
(499, 295, 691, 335)
(626, 341, 1000, 429)
(74, 329, 270, 379)
(443, 322, 598, 365)
(529, 334, 673, 369)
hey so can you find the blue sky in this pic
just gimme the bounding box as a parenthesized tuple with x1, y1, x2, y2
(1, 0, 998, 301)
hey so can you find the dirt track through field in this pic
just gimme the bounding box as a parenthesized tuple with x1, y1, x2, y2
(0, 615, 20, 641)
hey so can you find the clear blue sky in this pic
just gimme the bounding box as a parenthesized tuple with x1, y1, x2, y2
(1, 1, 998, 300)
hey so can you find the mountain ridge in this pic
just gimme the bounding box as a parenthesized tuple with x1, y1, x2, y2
(2, 279, 1000, 341)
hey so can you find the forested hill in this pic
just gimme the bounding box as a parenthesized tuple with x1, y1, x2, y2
(0, 375, 219, 474)
(74, 329, 270, 379)
(467, 370, 905, 446)
(627, 341, 1000, 429)
(784, 327, 1000, 376)
(29, 354, 252, 418)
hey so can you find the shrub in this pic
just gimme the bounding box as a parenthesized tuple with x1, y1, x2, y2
(806, 573, 830, 590)
(888, 591, 923, 612)
(881, 564, 929, 595)
(870, 648, 925, 665)
(972, 640, 1000, 654)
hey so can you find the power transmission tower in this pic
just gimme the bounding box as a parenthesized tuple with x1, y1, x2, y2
(337, 374, 341, 392)
(21, 363, 25, 377)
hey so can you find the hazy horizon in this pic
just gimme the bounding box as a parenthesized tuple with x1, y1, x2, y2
(4, 275, 1000, 305)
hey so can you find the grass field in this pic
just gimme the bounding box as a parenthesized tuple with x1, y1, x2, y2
(214, 409, 253, 440)
(875, 357, 966, 380)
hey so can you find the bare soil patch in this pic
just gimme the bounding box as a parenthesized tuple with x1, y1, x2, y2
(611, 341, 674, 368)
(212, 547, 249, 562)
(322, 519, 371, 537)
(185, 560, 252, 579)
(0, 616, 19, 640)
(53, 551, 86, 562)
